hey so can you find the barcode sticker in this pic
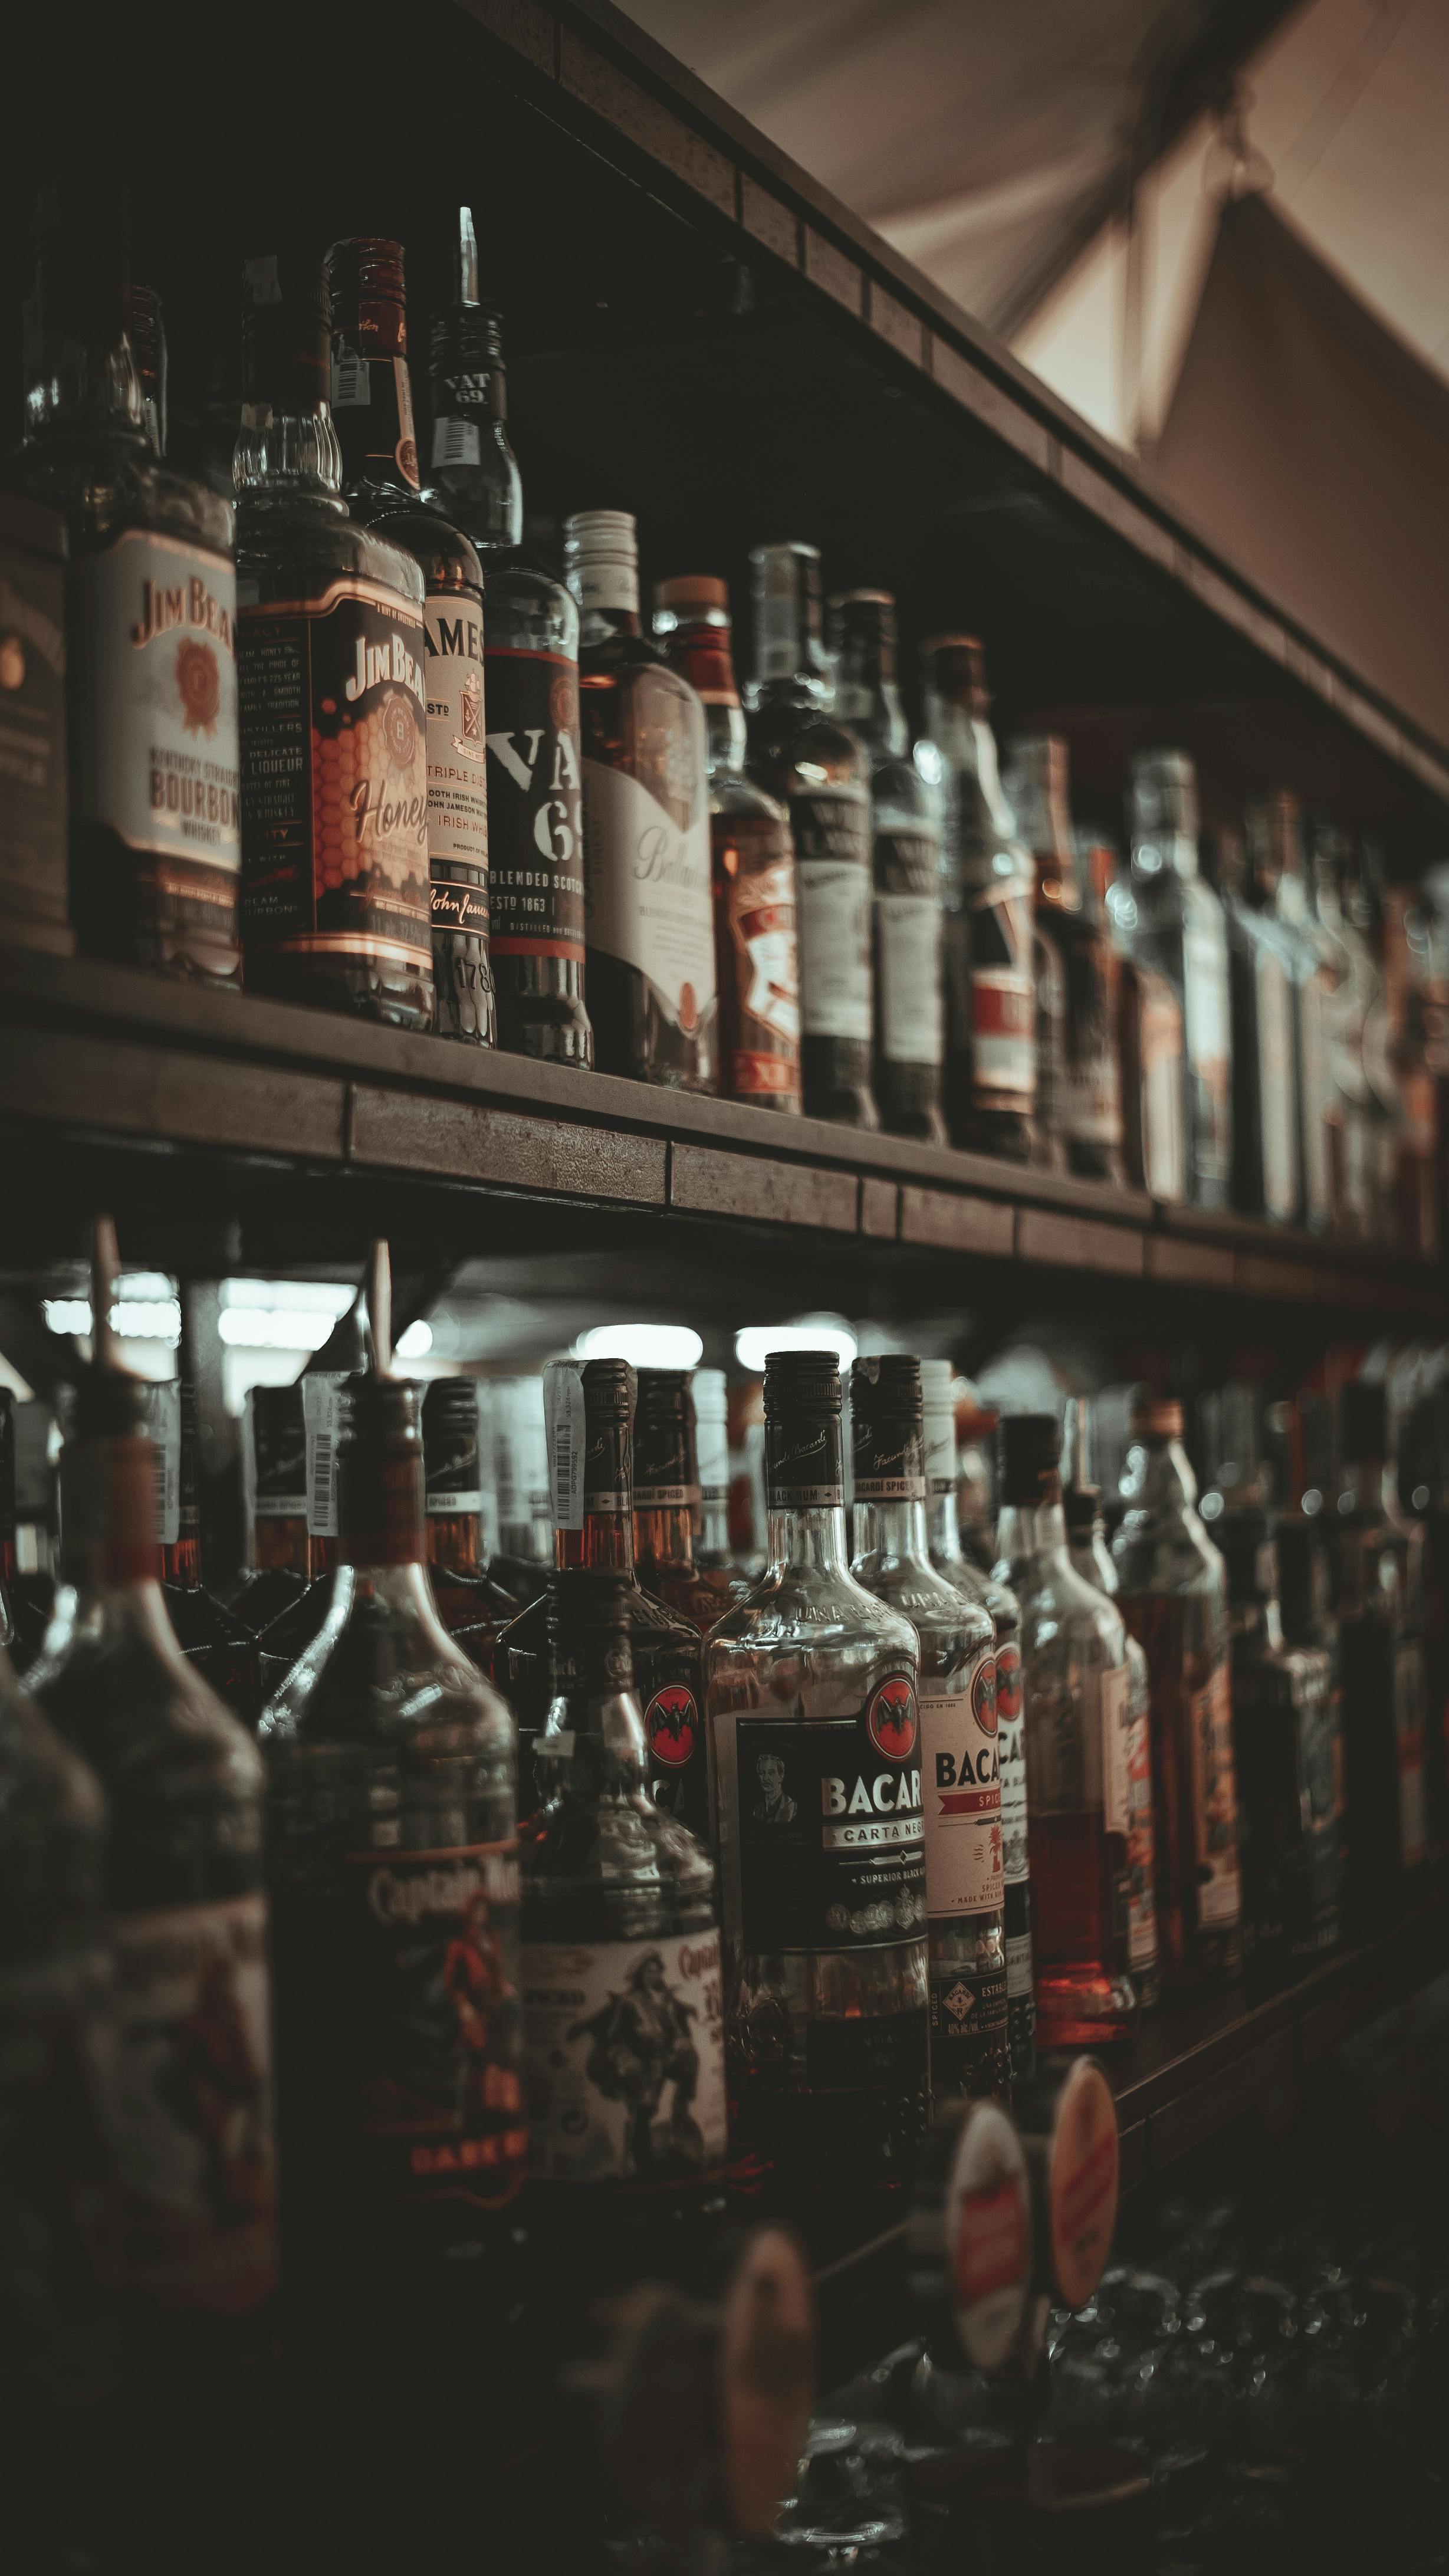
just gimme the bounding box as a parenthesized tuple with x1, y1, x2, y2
(143, 1384, 181, 1547)
(543, 1361, 586, 1533)
(302, 1375, 345, 1539)
(330, 346, 372, 409)
(432, 415, 481, 468)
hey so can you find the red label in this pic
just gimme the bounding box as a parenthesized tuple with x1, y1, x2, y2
(868, 1675, 920, 1762)
(1049, 2062, 1119, 2308)
(646, 1684, 699, 1770)
(971, 1659, 997, 1736)
(971, 978, 1033, 1038)
(954, 2177, 1030, 2306)
(994, 1642, 1022, 1725)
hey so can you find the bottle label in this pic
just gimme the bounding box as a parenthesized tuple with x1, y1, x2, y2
(1394, 1638, 1428, 1869)
(143, 1381, 182, 1547)
(723, 830, 800, 1095)
(75, 530, 241, 888)
(876, 879, 944, 1067)
(790, 786, 872, 1040)
(431, 416, 481, 468)
(423, 593, 489, 883)
(928, 1950, 1007, 2091)
(1100, 1662, 1131, 1837)
(543, 1362, 588, 1531)
(330, 349, 419, 489)
(644, 1684, 702, 1809)
(425, 1421, 482, 1515)
(89, 1893, 276, 2311)
(303, 1374, 346, 1539)
(581, 757, 717, 1037)
(251, 1398, 307, 1520)
(995, 1643, 1030, 1887)
(238, 576, 431, 974)
(1257, 949, 1297, 1220)
(919, 1651, 1003, 1915)
(968, 960, 1035, 1100)
(1188, 1662, 1243, 1926)
(521, 1928, 727, 2181)
(1135, 969, 1186, 1198)
(1004, 1929, 1033, 1999)
(1126, 1660, 1158, 1969)
(732, 1680, 926, 1954)
(1184, 921, 1233, 1187)
(484, 648, 585, 962)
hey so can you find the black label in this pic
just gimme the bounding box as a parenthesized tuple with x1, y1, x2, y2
(929, 1954, 1008, 2095)
(876, 827, 937, 896)
(425, 1430, 481, 1508)
(484, 648, 584, 962)
(254, 1398, 305, 1514)
(764, 1411, 843, 1511)
(736, 1681, 925, 1954)
(789, 789, 869, 867)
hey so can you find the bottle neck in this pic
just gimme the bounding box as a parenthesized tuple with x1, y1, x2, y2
(24, 244, 147, 448)
(926, 1484, 965, 1567)
(541, 1674, 650, 1802)
(236, 268, 343, 502)
(767, 1501, 850, 1575)
(834, 619, 907, 757)
(995, 1498, 1071, 1568)
(853, 1495, 932, 1565)
(633, 1505, 695, 1573)
(254, 1513, 312, 1580)
(340, 1449, 426, 1569)
(579, 601, 642, 645)
(556, 1409, 635, 1573)
(426, 1511, 483, 1577)
(699, 1490, 733, 1558)
(427, 295, 523, 553)
(663, 613, 747, 776)
(329, 291, 419, 505)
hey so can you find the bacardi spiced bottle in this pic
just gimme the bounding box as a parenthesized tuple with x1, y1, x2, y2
(326, 236, 494, 1045)
(421, 1375, 515, 1670)
(746, 544, 878, 1128)
(235, 250, 433, 1029)
(567, 511, 717, 1090)
(705, 1352, 927, 2200)
(1003, 735, 1125, 1183)
(1329, 1379, 1428, 1908)
(10, 199, 241, 985)
(632, 1368, 730, 1637)
(655, 575, 801, 1114)
(232, 1382, 313, 1637)
(849, 1358, 1007, 2101)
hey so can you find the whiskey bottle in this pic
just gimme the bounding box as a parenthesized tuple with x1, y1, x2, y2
(690, 1366, 755, 1608)
(1329, 1379, 1428, 1907)
(849, 1358, 1006, 2101)
(28, 1221, 277, 2322)
(427, 213, 590, 1064)
(235, 249, 433, 1029)
(919, 1362, 1036, 2083)
(326, 236, 494, 1046)
(1264, 790, 1334, 1231)
(1126, 753, 1233, 1207)
(232, 1383, 313, 1636)
(1208, 819, 1299, 1223)
(746, 544, 877, 1128)
(705, 1351, 927, 2200)
(259, 1247, 524, 2315)
(632, 1368, 731, 1637)
(1003, 734, 1125, 1182)
(1220, 1508, 1342, 1965)
(422, 1377, 517, 1671)
(489, 1375, 552, 1607)
(655, 574, 801, 1113)
(994, 1415, 1142, 2048)
(916, 638, 1035, 1159)
(830, 591, 947, 1143)
(1112, 1393, 1243, 1982)
(9, 202, 241, 985)
(142, 1378, 257, 1716)
(1062, 1399, 1159, 2009)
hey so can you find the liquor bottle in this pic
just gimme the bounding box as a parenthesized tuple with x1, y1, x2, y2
(495, 1360, 708, 1838)
(1112, 1392, 1243, 1983)
(1208, 819, 1299, 1224)
(232, 1383, 313, 1635)
(259, 1246, 524, 2315)
(1328, 1379, 1428, 1906)
(521, 1568, 725, 2275)
(235, 248, 433, 1030)
(1003, 734, 1125, 1182)
(427, 213, 590, 1064)
(422, 1376, 516, 1670)
(916, 637, 1034, 1159)
(993, 1416, 1142, 2047)
(1061, 1398, 1159, 2009)
(1262, 790, 1334, 1231)
(1276, 1509, 1348, 1897)
(325, 236, 495, 1047)
(830, 591, 946, 1143)
(849, 1358, 1006, 2100)
(704, 1351, 927, 2198)
(1312, 825, 1386, 1241)
(1126, 752, 1232, 1207)
(9, 199, 241, 985)
(632, 1367, 730, 1636)
(252, 1367, 346, 1701)
(489, 1375, 552, 1606)
(655, 575, 801, 1114)
(689, 1366, 754, 1608)
(919, 1362, 1036, 2084)
(746, 544, 877, 1128)
(1097, 834, 1187, 1198)
(143, 1379, 258, 1714)
(28, 1221, 277, 2323)
(566, 511, 716, 1090)
(1220, 1508, 1342, 1965)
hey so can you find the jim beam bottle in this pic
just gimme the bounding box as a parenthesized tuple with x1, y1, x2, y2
(745, 544, 878, 1128)
(655, 574, 801, 1113)
(235, 249, 433, 1029)
(1113, 1393, 1243, 1982)
(849, 1358, 1006, 2101)
(259, 1246, 524, 2312)
(326, 236, 494, 1045)
(1329, 1379, 1428, 1907)
(11, 196, 241, 984)
(705, 1351, 927, 2198)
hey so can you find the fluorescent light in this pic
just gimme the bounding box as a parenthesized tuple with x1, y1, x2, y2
(218, 1308, 342, 1350)
(221, 1279, 354, 1315)
(44, 1297, 182, 1343)
(396, 1318, 433, 1359)
(575, 1323, 704, 1369)
(734, 1319, 857, 1374)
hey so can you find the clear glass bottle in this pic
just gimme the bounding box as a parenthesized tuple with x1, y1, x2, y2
(916, 637, 1034, 1159)
(632, 1367, 731, 1637)
(1312, 824, 1388, 1241)
(1061, 1398, 1159, 2009)
(1003, 735, 1125, 1182)
(426, 212, 590, 1065)
(993, 1415, 1142, 2048)
(746, 544, 877, 1128)
(1099, 832, 1187, 1199)
(1220, 1508, 1342, 1966)
(567, 510, 716, 1091)
(235, 249, 433, 1030)
(655, 574, 800, 1114)
(1112, 1393, 1243, 1983)
(1126, 751, 1232, 1207)
(849, 1357, 1006, 2101)
(488, 1376, 552, 1608)
(421, 1376, 517, 1671)
(705, 1351, 927, 2203)
(689, 1367, 756, 1610)
(1210, 817, 1299, 1224)
(1263, 790, 1334, 1231)
(1328, 1379, 1428, 1909)
(830, 591, 947, 1143)
(231, 1384, 313, 1638)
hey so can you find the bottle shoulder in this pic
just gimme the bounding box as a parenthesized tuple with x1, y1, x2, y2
(353, 492, 484, 596)
(259, 1579, 514, 1751)
(852, 1553, 993, 1658)
(705, 1562, 918, 1662)
(1000, 1554, 1127, 1657)
(746, 699, 866, 788)
(236, 498, 424, 604)
(11, 429, 235, 558)
(31, 1589, 262, 1797)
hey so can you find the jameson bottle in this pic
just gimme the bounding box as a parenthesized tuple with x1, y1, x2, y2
(849, 1359, 1006, 2101)
(1220, 1509, 1342, 1966)
(141, 1379, 258, 1718)
(632, 1368, 730, 1637)
(9, 198, 241, 984)
(1209, 820, 1298, 1224)
(489, 1376, 552, 1608)
(326, 236, 495, 1046)
(705, 1352, 927, 2200)
(259, 1253, 524, 2315)
(919, 1362, 1036, 2082)
(1003, 735, 1125, 1182)
(28, 1223, 276, 2324)
(916, 638, 1035, 1160)
(1113, 1393, 1243, 1983)
(690, 1367, 754, 1609)
(830, 592, 946, 1142)
(1062, 1401, 1158, 2009)
(495, 1361, 707, 1838)
(655, 574, 801, 1113)
(1126, 753, 1232, 1207)
(994, 1417, 1144, 2048)
(232, 1383, 313, 1637)
(1329, 1379, 1427, 1908)
(421, 1377, 516, 1671)
(746, 544, 877, 1128)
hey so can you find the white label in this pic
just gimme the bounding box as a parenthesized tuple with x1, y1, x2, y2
(797, 860, 872, 1039)
(423, 599, 489, 869)
(919, 1654, 1003, 1916)
(302, 1374, 345, 1539)
(143, 1382, 182, 1547)
(495, 1378, 549, 1526)
(1395, 1639, 1428, 1869)
(330, 347, 372, 407)
(877, 891, 944, 1064)
(691, 1369, 730, 1497)
(431, 415, 481, 468)
(521, 1928, 727, 2181)
(77, 530, 241, 874)
(1138, 972, 1185, 1200)
(1189, 1665, 1241, 1927)
(1257, 951, 1297, 1221)
(968, 959, 1035, 1098)
(1100, 1662, 1131, 1838)
(1005, 1930, 1033, 1999)
(543, 1361, 586, 1533)
(581, 757, 716, 1033)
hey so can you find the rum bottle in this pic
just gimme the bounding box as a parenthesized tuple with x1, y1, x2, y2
(1328, 1379, 1428, 1907)
(421, 1376, 516, 1670)
(1126, 752, 1232, 1206)
(632, 1366, 731, 1636)
(1220, 1508, 1341, 1965)
(1003, 734, 1125, 1181)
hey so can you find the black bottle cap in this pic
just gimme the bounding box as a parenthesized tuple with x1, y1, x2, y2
(851, 1356, 926, 1502)
(763, 1351, 842, 1418)
(997, 1414, 1061, 1507)
(849, 1353, 923, 1422)
(582, 1358, 635, 1423)
(1339, 1378, 1386, 1464)
(422, 1375, 481, 1450)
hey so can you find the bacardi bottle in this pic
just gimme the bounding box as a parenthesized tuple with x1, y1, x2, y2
(232, 1383, 313, 1637)
(1329, 1379, 1428, 1907)
(1062, 1400, 1159, 2009)
(567, 511, 716, 1090)
(422, 1376, 515, 1670)
(1220, 1507, 1342, 1964)
(705, 1351, 927, 2199)
(632, 1367, 731, 1637)
(1003, 734, 1125, 1182)
(1126, 752, 1232, 1207)
(655, 574, 801, 1113)
(1209, 819, 1298, 1224)
(849, 1358, 1006, 2100)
